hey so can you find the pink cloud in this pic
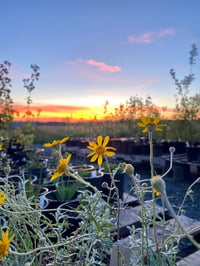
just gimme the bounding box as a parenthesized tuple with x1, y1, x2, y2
(127, 28, 176, 44)
(67, 59, 121, 73)
(86, 59, 121, 72)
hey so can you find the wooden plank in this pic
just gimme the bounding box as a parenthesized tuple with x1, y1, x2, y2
(109, 238, 132, 266)
(166, 215, 200, 237)
(122, 193, 138, 206)
(111, 207, 141, 238)
(177, 249, 200, 266)
(130, 200, 169, 218)
(110, 201, 200, 264)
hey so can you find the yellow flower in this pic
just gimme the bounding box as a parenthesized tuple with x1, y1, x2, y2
(43, 137, 69, 148)
(50, 154, 72, 181)
(152, 188, 161, 196)
(137, 116, 166, 133)
(87, 136, 116, 165)
(0, 144, 2, 151)
(0, 192, 7, 205)
(0, 230, 14, 260)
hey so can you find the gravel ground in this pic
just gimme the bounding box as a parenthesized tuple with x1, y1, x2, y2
(130, 167, 200, 221)
(164, 176, 200, 221)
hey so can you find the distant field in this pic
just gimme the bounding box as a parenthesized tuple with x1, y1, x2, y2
(12, 118, 200, 144)
(32, 120, 166, 144)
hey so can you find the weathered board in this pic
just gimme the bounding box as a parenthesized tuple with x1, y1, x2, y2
(110, 197, 200, 266)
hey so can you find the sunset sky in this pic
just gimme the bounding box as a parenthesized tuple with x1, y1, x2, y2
(1, 0, 200, 121)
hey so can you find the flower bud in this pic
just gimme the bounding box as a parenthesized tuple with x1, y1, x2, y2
(151, 175, 166, 195)
(125, 164, 134, 176)
(169, 146, 175, 154)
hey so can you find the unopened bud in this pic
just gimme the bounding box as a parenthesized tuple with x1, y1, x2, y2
(125, 164, 134, 176)
(151, 175, 166, 195)
(141, 183, 148, 188)
(118, 162, 126, 172)
(169, 146, 175, 154)
(102, 182, 109, 188)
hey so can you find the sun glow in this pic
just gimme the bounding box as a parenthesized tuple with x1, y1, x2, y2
(13, 104, 106, 122)
(12, 103, 175, 123)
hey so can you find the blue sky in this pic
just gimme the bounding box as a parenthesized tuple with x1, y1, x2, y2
(1, 0, 200, 119)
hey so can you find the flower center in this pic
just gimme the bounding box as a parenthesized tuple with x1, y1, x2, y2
(57, 163, 66, 173)
(96, 145, 106, 155)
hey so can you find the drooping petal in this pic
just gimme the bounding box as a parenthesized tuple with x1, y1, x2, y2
(154, 117, 160, 124)
(87, 151, 96, 157)
(50, 172, 62, 181)
(137, 122, 145, 127)
(98, 155, 103, 165)
(105, 151, 116, 157)
(159, 123, 167, 127)
(90, 154, 98, 162)
(142, 127, 148, 133)
(155, 127, 163, 131)
(106, 146, 116, 151)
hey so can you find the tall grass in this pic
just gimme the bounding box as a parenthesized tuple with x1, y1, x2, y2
(33, 120, 169, 144)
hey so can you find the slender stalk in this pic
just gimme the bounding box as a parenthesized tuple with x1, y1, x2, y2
(177, 177, 200, 216)
(148, 130, 161, 265)
(163, 191, 200, 250)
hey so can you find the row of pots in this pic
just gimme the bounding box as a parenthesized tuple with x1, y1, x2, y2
(0, 164, 130, 208)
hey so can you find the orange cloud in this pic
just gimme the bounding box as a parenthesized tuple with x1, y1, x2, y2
(127, 28, 176, 44)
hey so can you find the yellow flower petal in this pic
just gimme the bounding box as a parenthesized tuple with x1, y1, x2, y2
(87, 151, 96, 157)
(154, 117, 160, 124)
(91, 154, 98, 162)
(142, 128, 148, 133)
(137, 122, 145, 127)
(98, 155, 103, 165)
(0, 192, 7, 205)
(105, 151, 116, 157)
(103, 136, 110, 147)
(44, 137, 69, 148)
(0, 230, 14, 260)
(97, 135, 103, 146)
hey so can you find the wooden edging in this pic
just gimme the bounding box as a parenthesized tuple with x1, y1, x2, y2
(109, 194, 200, 266)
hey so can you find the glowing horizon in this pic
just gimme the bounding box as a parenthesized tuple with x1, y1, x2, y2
(13, 104, 106, 122)
(11, 103, 176, 122)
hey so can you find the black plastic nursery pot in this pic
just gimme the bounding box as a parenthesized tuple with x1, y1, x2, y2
(186, 146, 200, 162)
(84, 171, 104, 192)
(27, 167, 50, 179)
(57, 200, 80, 237)
(31, 175, 56, 192)
(41, 192, 81, 240)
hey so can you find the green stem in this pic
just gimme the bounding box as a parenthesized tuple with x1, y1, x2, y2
(148, 130, 161, 265)
(10, 234, 93, 256)
(163, 191, 200, 250)
(148, 131, 154, 178)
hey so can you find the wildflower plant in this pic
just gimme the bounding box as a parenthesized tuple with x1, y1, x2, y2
(0, 119, 200, 265)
